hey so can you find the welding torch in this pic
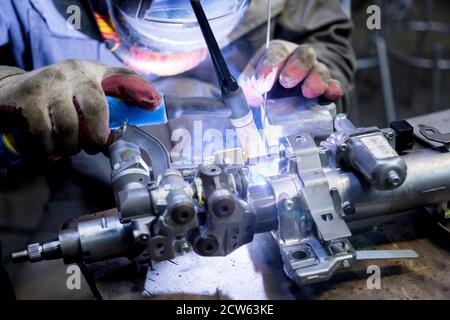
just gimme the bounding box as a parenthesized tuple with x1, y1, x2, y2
(190, 0, 266, 158)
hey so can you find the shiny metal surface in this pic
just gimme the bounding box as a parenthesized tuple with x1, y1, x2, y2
(119, 126, 171, 180)
(12, 113, 450, 289)
(329, 148, 450, 221)
(356, 249, 419, 260)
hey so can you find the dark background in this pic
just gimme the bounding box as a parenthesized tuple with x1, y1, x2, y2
(350, 0, 450, 127)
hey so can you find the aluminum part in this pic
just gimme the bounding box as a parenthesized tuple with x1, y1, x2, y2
(12, 112, 450, 289)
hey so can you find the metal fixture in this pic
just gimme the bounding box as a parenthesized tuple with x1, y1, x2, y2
(13, 114, 450, 286)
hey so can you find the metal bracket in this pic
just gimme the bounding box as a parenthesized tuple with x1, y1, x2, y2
(287, 134, 351, 241)
(280, 238, 355, 285)
(120, 126, 171, 180)
(419, 125, 450, 146)
(356, 250, 418, 260)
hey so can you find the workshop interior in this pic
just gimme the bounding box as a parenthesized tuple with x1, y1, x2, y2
(0, 0, 449, 301)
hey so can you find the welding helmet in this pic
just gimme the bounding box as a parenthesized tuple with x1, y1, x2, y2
(105, 0, 251, 53)
(91, 0, 250, 76)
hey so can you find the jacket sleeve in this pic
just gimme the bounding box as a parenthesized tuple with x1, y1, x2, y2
(0, 1, 10, 47)
(276, 0, 356, 94)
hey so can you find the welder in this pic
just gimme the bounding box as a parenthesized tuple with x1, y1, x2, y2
(0, 0, 355, 161)
(0, 0, 355, 296)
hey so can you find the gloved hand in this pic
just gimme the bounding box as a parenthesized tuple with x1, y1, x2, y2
(0, 60, 161, 157)
(239, 40, 344, 106)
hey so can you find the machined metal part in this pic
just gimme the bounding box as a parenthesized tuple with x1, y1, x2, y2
(12, 211, 149, 264)
(247, 181, 277, 234)
(281, 239, 355, 285)
(419, 125, 450, 146)
(11, 241, 61, 264)
(59, 213, 134, 263)
(263, 97, 336, 151)
(332, 114, 407, 190)
(110, 140, 152, 219)
(328, 147, 450, 222)
(193, 164, 256, 256)
(342, 131, 407, 190)
(148, 169, 199, 261)
(16, 114, 450, 289)
(287, 133, 351, 242)
(266, 133, 354, 284)
(198, 190, 255, 256)
(119, 126, 171, 180)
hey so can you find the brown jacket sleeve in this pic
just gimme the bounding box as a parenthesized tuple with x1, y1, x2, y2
(276, 0, 356, 94)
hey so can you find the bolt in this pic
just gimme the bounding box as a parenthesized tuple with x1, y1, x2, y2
(207, 165, 221, 175)
(385, 130, 395, 140)
(194, 235, 219, 256)
(386, 170, 401, 187)
(342, 260, 351, 268)
(139, 234, 149, 243)
(285, 147, 295, 159)
(171, 203, 195, 225)
(212, 196, 235, 218)
(284, 198, 294, 211)
(338, 144, 348, 152)
(342, 201, 355, 215)
(295, 135, 307, 143)
(178, 241, 191, 255)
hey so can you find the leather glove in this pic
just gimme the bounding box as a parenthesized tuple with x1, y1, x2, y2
(239, 40, 344, 106)
(0, 60, 161, 157)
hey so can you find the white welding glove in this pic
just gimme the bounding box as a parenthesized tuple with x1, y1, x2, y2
(239, 40, 344, 107)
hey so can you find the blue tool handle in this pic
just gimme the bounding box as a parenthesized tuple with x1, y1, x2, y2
(0, 96, 167, 167)
(107, 95, 168, 130)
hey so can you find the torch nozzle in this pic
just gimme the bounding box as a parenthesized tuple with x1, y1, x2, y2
(190, 0, 266, 158)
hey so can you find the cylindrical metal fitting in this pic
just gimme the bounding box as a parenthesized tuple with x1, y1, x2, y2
(329, 148, 450, 221)
(110, 140, 152, 218)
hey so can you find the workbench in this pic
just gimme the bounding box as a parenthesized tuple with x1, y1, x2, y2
(86, 110, 450, 300)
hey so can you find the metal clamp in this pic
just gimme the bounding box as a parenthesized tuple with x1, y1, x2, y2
(419, 125, 450, 146)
